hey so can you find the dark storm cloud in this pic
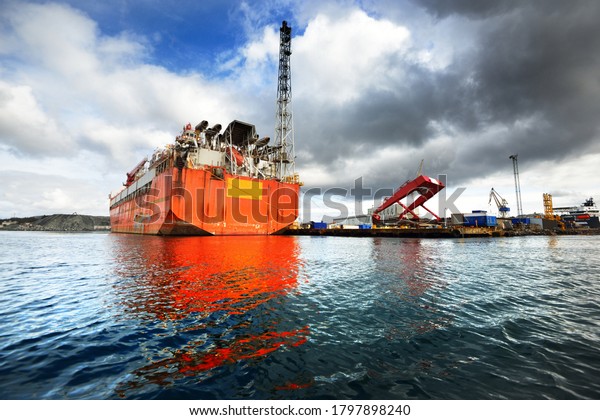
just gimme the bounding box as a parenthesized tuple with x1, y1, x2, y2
(472, 4, 600, 128)
(296, 66, 469, 166)
(448, 0, 600, 179)
(296, 0, 600, 188)
(415, 0, 521, 19)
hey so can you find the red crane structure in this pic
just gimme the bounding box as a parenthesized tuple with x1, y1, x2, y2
(124, 157, 148, 187)
(371, 175, 445, 225)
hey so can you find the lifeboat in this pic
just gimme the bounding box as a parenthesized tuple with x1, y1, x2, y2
(227, 147, 244, 166)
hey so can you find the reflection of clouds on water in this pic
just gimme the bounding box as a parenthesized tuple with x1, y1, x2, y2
(108, 235, 308, 396)
(371, 238, 453, 339)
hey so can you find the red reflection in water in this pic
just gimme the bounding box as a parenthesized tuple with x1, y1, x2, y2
(166, 236, 302, 318)
(110, 235, 309, 395)
(113, 235, 302, 319)
(178, 326, 309, 374)
(274, 379, 315, 391)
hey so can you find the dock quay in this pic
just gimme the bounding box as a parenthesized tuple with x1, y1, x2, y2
(283, 227, 600, 238)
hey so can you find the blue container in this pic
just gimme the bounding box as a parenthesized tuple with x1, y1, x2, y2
(464, 216, 480, 227)
(465, 215, 497, 227)
(358, 224, 372, 229)
(311, 222, 328, 229)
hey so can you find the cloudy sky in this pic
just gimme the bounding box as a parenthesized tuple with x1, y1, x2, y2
(1, 0, 599, 220)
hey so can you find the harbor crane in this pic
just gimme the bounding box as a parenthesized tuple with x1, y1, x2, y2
(543, 193, 553, 218)
(509, 154, 523, 216)
(543, 193, 566, 231)
(372, 175, 445, 225)
(489, 188, 510, 217)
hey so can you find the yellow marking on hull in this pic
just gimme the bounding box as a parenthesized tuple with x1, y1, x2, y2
(227, 178, 263, 200)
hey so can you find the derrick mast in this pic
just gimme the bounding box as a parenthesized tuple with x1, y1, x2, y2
(509, 154, 523, 216)
(275, 20, 295, 181)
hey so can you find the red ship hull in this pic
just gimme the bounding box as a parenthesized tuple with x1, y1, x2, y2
(110, 167, 299, 235)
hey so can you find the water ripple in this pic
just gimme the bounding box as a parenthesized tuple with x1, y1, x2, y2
(1, 233, 600, 398)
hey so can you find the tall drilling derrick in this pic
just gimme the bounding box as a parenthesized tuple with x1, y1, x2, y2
(509, 154, 523, 217)
(275, 20, 295, 181)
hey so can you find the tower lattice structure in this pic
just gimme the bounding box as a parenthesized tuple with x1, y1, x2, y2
(275, 20, 295, 181)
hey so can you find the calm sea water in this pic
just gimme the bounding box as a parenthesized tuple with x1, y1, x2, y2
(1, 231, 599, 399)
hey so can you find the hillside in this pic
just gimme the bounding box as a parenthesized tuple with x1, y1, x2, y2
(0, 214, 110, 232)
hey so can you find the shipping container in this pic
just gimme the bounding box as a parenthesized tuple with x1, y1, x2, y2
(358, 224, 372, 229)
(464, 215, 497, 227)
(311, 222, 328, 229)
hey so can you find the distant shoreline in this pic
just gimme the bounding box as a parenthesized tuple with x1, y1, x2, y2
(0, 214, 110, 232)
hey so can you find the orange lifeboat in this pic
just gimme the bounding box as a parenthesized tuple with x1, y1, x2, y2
(227, 147, 244, 166)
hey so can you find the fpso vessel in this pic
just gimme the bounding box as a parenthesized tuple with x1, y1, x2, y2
(109, 120, 300, 235)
